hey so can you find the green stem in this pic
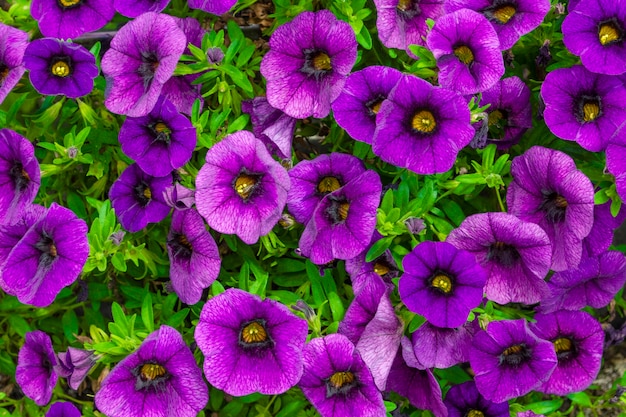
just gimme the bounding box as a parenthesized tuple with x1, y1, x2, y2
(495, 186, 506, 212)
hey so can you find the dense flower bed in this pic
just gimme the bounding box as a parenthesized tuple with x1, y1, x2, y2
(0, 0, 625, 416)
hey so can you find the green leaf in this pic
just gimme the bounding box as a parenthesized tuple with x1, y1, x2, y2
(365, 236, 393, 262)
(440, 199, 465, 226)
(61, 310, 79, 342)
(380, 189, 394, 213)
(8, 316, 31, 338)
(141, 293, 154, 333)
(111, 252, 127, 272)
(567, 392, 592, 407)
(110, 302, 129, 337)
(594, 190, 611, 205)
(526, 399, 564, 414)
(167, 308, 189, 328)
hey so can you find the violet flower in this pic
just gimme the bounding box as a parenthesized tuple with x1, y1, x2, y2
(114, 0, 171, 17)
(188, 0, 236, 14)
(46, 402, 81, 417)
(0, 23, 28, 105)
(444, 380, 509, 417)
(412, 321, 478, 369)
(583, 201, 626, 258)
(95, 326, 208, 417)
(16, 331, 58, 406)
(260, 10, 358, 119)
(194, 288, 308, 395)
(345, 232, 399, 295)
(24, 38, 98, 99)
(242, 97, 297, 159)
(163, 183, 195, 210)
(54, 347, 97, 390)
(30, 0, 114, 39)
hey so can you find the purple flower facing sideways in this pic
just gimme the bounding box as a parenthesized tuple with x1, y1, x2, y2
(24, 38, 98, 99)
(46, 402, 81, 417)
(30, 0, 115, 39)
(345, 232, 399, 295)
(332, 66, 403, 144)
(167, 209, 220, 305)
(0, 129, 41, 223)
(530, 311, 603, 395)
(372, 74, 474, 175)
(373, 0, 445, 56)
(446, 0, 551, 50)
(101, 12, 186, 117)
(607, 126, 626, 201)
(0, 23, 28, 105)
(114, 0, 171, 17)
(583, 202, 626, 258)
(399, 241, 486, 328)
(163, 183, 195, 210)
(470, 319, 557, 403)
(299, 333, 387, 417)
(0, 205, 45, 272)
(0, 203, 89, 307)
(541, 65, 626, 152)
(413, 321, 478, 369)
(427, 9, 504, 95)
(109, 163, 172, 233)
(539, 251, 626, 313)
(447, 212, 552, 305)
(188, 0, 236, 14)
(242, 97, 297, 160)
(119, 96, 196, 177)
(562, 0, 626, 75)
(260, 10, 357, 119)
(95, 326, 208, 417)
(54, 347, 97, 390)
(16, 331, 58, 406)
(287, 152, 367, 225)
(445, 380, 509, 417)
(195, 289, 308, 396)
(195, 131, 290, 245)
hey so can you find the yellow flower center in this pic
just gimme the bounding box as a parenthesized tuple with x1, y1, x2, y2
(58, 0, 81, 6)
(555, 195, 568, 209)
(235, 174, 257, 199)
(312, 52, 332, 71)
(369, 100, 383, 115)
(154, 122, 171, 134)
(49, 243, 58, 258)
(143, 187, 152, 200)
(467, 411, 485, 417)
(140, 363, 167, 381)
(411, 110, 437, 133)
(397, 0, 412, 11)
(431, 274, 452, 293)
(598, 22, 621, 45)
(51, 61, 71, 77)
(241, 321, 268, 344)
(177, 234, 192, 251)
(553, 337, 573, 354)
(328, 371, 355, 389)
(502, 344, 525, 357)
(454, 45, 475, 65)
(0, 65, 9, 83)
(373, 262, 390, 276)
(317, 176, 341, 194)
(488, 110, 504, 126)
(582, 101, 600, 122)
(493, 5, 516, 24)
(338, 202, 350, 221)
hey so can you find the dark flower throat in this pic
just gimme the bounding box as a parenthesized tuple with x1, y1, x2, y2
(499, 343, 531, 367)
(325, 371, 358, 397)
(238, 319, 274, 350)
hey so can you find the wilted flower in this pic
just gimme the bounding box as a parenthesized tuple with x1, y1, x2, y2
(95, 326, 208, 417)
(0, 23, 28, 105)
(242, 97, 297, 159)
(30, 0, 114, 39)
(16, 331, 58, 406)
(260, 10, 357, 119)
(195, 288, 308, 395)
(54, 347, 97, 390)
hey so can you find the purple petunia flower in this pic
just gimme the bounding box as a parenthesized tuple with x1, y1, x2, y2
(119, 96, 196, 177)
(242, 97, 297, 159)
(0, 23, 28, 105)
(16, 331, 58, 406)
(447, 212, 552, 305)
(530, 310, 603, 395)
(372, 74, 474, 175)
(0, 203, 88, 307)
(470, 319, 557, 403)
(427, 9, 504, 95)
(412, 321, 478, 369)
(562, 0, 626, 75)
(345, 232, 399, 294)
(541, 65, 626, 152)
(109, 163, 172, 233)
(101, 12, 186, 117)
(188, 0, 236, 14)
(114, 0, 171, 17)
(299, 333, 386, 417)
(95, 325, 208, 417)
(445, 380, 509, 417)
(332, 66, 403, 144)
(195, 131, 290, 245)
(31, 0, 115, 39)
(373, 0, 445, 56)
(46, 402, 81, 417)
(163, 183, 195, 210)
(287, 152, 367, 225)
(473, 76, 532, 149)
(260, 10, 358, 119)
(24, 38, 98, 99)
(167, 209, 220, 305)
(195, 288, 308, 396)
(53, 347, 97, 390)
(446, 0, 551, 50)
(399, 241, 486, 328)
(507, 146, 595, 271)
(583, 202, 626, 258)
(298, 170, 381, 265)
(539, 251, 626, 312)
(0, 129, 41, 223)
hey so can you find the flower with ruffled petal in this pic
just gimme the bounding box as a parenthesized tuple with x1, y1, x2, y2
(0, 23, 28, 105)
(260, 10, 357, 119)
(188, 0, 236, 14)
(195, 288, 308, 395)
(101, 12, 186, 117)
(46, 402, 81, 417)
(583, 202, 626, 258)
(506, 146, 594, 271)
(412, 321, 479, 369)
(16, 331, 57, 406)
(196, 131, 290, 244)
(30, 0, 115, 39)
(242, 97, 297, 159)
(95, 325, 208, 417)
(427, 9, 504, 95)
(445, 380, 509, 417)
(114, 0, 171, 17)
(345, 232, 399, 294)
(53, 347, 97, 390)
